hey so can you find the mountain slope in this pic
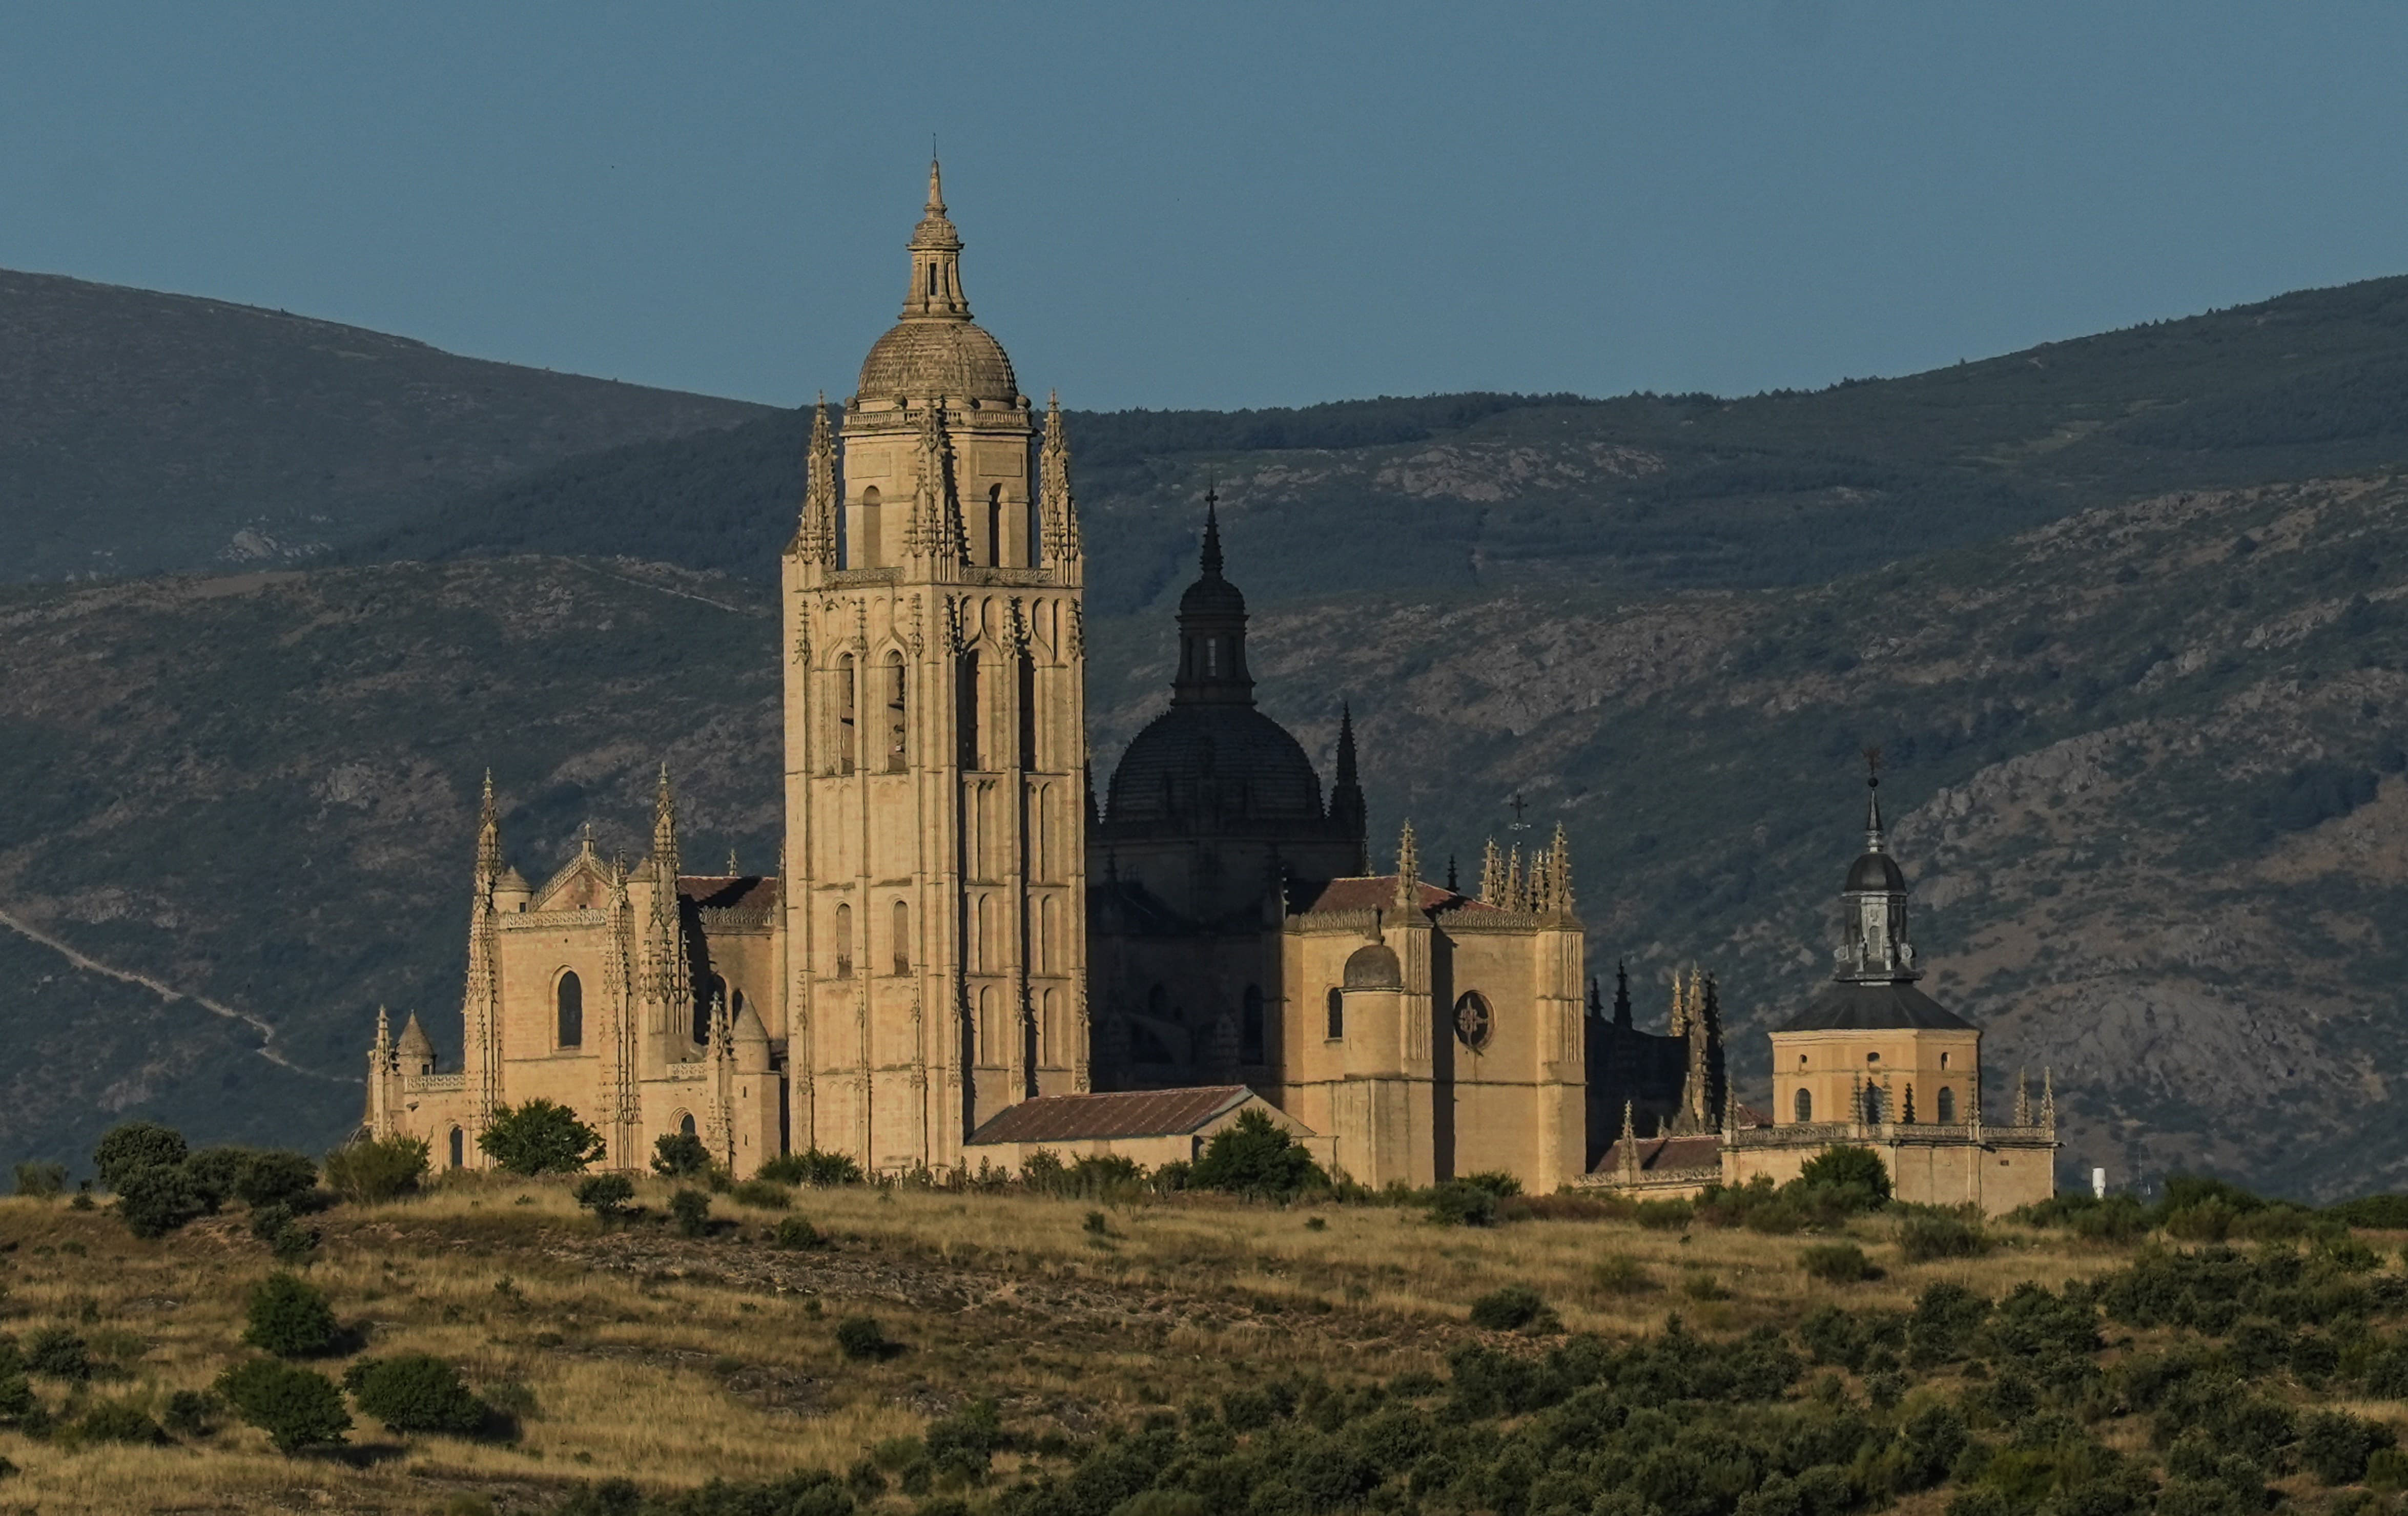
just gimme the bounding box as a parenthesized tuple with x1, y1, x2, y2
(0, 269, 770, 579)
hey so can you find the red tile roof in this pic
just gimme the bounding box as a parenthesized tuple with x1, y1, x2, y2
(1593, 1133, 1726, 1175)
(966, 1086, 1256, 1145)
(1295, 875, 1493, 916)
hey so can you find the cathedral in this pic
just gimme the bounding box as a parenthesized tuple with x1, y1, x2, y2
(362, 165, 2054, 1212)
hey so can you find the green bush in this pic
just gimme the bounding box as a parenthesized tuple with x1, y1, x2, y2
(243, 1273, 338, 1358)
(215, 1358, 351, 1453)
(11, 1162, 65, 1199)
(2303, 1410, 2397, 1484)
(115, 1161, 213, 1239)
(346, 1353, 489, 1434)
(184, 1145, 255, 1207)
(478, 1100, 606, 1175)
(1635, 1198, 1695, 1231)
(162, 1388, 215, 1438)
(669, 1188, 711, 1238)
(1459, 1171, 1523, 1198)
(0, 1374, 36, 1425)
(322, 1135, 429, 1204)
(730, 1179, 792, 1210)
(1427, 1180, 1500, 1228)
(76, 1397, 166, 1444)
(1592, 1254, 1658, 1296)
(651, 1133, 711, 1179)
(1796, 1146, 1891, 1207)
(755, 1149, 865, 1186)
(1898, 1210, 1990, 1262)
(234, 1150, 319, 1209)
(836, 1315, 890, 1361)
(573, 1174, 635, 1219)
(1468, 1285, 1555, 1332)
(2328, 1194, 2408, 1229)
(1189, 1110, 1327, 1200)
(24, 1327, 90, 1381)
(1801, 1243, 1879, 1283)
(93, 1122, 187, 1192)
(772, 1217, 825, 1250)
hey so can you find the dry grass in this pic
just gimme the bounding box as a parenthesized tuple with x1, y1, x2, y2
(0, 1182, 2113, 1514)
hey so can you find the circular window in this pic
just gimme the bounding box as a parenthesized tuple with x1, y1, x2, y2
(1452, 992, 1493, 1051)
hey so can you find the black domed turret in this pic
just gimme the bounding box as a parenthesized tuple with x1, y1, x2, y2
(1846, 850, 1906, 892)
(1170, 497, 1252, 705)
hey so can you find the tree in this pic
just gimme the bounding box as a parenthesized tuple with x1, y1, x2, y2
(115, 1162, 212, 1239)
(574, 1173, 635, 1219)
(478, 1099, 606, 1176)
(669, 1188, 711, 1238)
(323, 1134, 429, 1203)
(244, 1273, 338, 1358)
(1190, 1110, 1327, 1199)
(93, 1121, 187, 1192)
(1797, 1146, 1891, 1207)
(235, 1151, 320, 1209)
(215, 1359, 351, 1453)
(345, 1353, 488, 1434)
(12, 1162, 65, 1198)
(652, 1132, 711, 1178)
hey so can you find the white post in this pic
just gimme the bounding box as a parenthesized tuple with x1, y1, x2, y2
(2091, 1167, 2106, 1199)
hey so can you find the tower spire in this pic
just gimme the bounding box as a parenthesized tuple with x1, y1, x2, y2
(1169, 491, 1254, 708)
(901, 157, 969, 321)
(1329, 702, 1367, 867)
(1863, 746, 1886, 851)
(1200, 488, 1224, 578)
(1394, 820, 1418, 910)
(651, 763, 681, 883)
(1039, 393, 1083, 572)
(793, 396, 837, 564)
(475, 769, 502, 885)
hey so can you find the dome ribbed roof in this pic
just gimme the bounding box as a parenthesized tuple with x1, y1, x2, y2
(1107, 706, 1325, 826)
(857, 321, 1018, 402)
(1846, 851, 1906, 892)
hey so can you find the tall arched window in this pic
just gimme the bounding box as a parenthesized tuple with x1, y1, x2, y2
(987, 485, 1004, 567)
(1937, 1087, 1957, 1125)
(1241, 986, 1265, 1063)
(834, 903, 853, 978)
(958, 650, 982, 770)
(976, 895, 994, 973)
(1863, 1085, 1885, 1124)
(892, 898, 911, 976)
(856, 485, 882, 568)
(977, 985, 996, 1064)
(1326, 987, 1345, 1041)
(884, 652, 908, 771)
(1794, 1088, 1812, 1123)
(1018, 655, 1038, 770)
(678, 1112, 696, 1138)
(555, 970, 583, 1049)
(447, 1128, 464, 1169)
(1037, 896, 1057, 974)
(1041, 988, 1060, 1064)
(836, 654, 857, 775)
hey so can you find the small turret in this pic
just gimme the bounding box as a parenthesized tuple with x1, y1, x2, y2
(732, 999, 772, 1075)
(1393, 821, 1419, 911)
(396, 1012, 437, 1077)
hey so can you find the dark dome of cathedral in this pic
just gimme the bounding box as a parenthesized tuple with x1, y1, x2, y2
(857, 320, 1018, 402)
(1180, 572, 1246, 618)
(1846, 850, 1906, 892)
(1106, 705, 1325, 826)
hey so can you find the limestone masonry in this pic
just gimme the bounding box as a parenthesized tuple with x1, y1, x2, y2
(362, 164, 2056, 1212)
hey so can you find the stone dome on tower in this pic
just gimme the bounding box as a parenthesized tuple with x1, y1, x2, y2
(854, 159, 1020, 404)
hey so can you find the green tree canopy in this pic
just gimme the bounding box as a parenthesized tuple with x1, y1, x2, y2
(478, 1099, 606, 1176)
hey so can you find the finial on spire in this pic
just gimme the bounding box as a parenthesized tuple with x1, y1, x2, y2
(925, 153, 945, 214)
(1200, 489, 1224, 578)
(1863, 745, 1886, 846)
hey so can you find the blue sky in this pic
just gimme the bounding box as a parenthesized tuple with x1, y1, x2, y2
(5, 3, 2405, 410)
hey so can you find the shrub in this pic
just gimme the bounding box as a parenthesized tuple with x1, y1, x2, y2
(93, 1122, 187, 1192)
(573, 1174, 635, 1219)
(2329, 1194, 2408, 1229)
(1190, 1110, 1327, 1199)
(115, 1161, 213, 1239)
(0, 1374, 35, 1425)
(244, 1273, 338, 1358)
(1427, 1180, 1500, 1228)
(215, 1359, 351, 1453)
(773, 1217, 825, 1250)
(836, 1315, 891, 1361)
(1468, 1284, 1554, 1332)
(1797, 1146, 1891, 1207)
(651, 1133, 711, 1178)
(24, 1328, 90, 1381)
(730, 1179, 793, 1210)
(184, 1145, 255, 1207)
(1593, 1254, 1658, 1295)
(161, 1388, 215, 1438)
(1635, 1199, 1695, 1231)
(77, 1397, 166, 1444)
(234, 1150, 319, 1209)
(346, 1353, 488, 1434)
(669, 1188, 711, 1238)
(2303, 1410, 2397, 1485)
(1898, 1210, 1990, 1262)
(1459, 1171, 1522, 1198)
(756, 1149, 865, 1187)
(478, 1099, 605, 1175)
(924, 1400, 1005, 1483)
(1801, 1243, 1879, 1283)
(322, 1134, 429, 1204)
(11, 1162, 65, 1199)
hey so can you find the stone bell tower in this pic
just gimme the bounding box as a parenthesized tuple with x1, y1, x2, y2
(782, 162, 1090, 1173)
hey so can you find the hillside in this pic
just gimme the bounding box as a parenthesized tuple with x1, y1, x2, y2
(0, 1162, 2403, 1514)
(364, 274, 2408, 616)
(0, 269, 769, 580)
(7, 470, 2408, 1195)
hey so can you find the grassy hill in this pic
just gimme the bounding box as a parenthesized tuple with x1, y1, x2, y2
(0, 269, 768, 580)
(2, 1160, 2405, 1515)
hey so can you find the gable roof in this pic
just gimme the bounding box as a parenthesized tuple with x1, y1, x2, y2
(1593, 1133, 1725, 1175)
(966, 1086, 1260, 1145)
(1774, 980, 1975, 1034)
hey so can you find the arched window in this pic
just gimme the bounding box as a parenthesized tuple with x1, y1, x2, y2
(884, 652, 908, 770)
(928, 262, 939, 298)
(958, 650, 982, 770)
(856, 485, 882, 569)
(834, 903, 853, 979)
(447, 1128, 464, 1169)
(1863, 1085, 1885, 1124)
(1326, 987, 1344, 1041)
(836, 654, 857, 775)
(1937, 1087, 1956, 1125)
(1041, 987, 1060, 1064)
(1794, 1088, 1812, 1123)
(1037, 896, 1057, 974)
(678, 1112, 696, 1138)
(555, 970, 583, 1049)
(977, 985, 997, 1064)
(892, 898, 911, 976)
(1018, 655, 1038, 770)
(1241, 986, 1265, 1063)
(987, 485, 1004, 567)
(976, 895, 994, 973)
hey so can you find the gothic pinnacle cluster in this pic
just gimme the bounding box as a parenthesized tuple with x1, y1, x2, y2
(1474, 825, 1576, 917)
